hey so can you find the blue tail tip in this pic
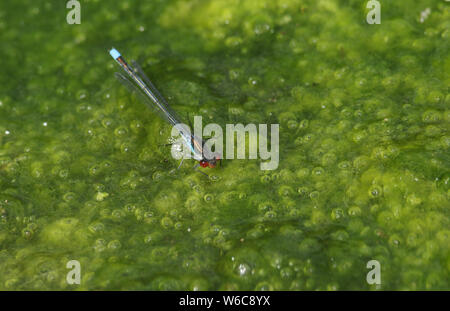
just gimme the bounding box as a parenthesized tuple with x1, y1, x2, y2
(109, 48, 121, 60)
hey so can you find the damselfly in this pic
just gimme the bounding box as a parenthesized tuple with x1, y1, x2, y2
(109, 48, 220, 174)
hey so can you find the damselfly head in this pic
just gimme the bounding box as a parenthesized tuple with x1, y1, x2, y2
(199, 160, 209, 168)
(199, 155, 221, 168)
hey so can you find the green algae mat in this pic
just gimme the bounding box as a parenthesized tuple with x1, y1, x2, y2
(0, 0, 449, 290)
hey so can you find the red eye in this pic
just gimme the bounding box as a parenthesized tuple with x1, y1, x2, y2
(199, 160, 208, 168)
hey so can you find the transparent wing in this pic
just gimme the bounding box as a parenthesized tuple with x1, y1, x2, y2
(130, 60, 185, 126)
(131, 61, 169, 106)
(114, 71, 181, 126)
